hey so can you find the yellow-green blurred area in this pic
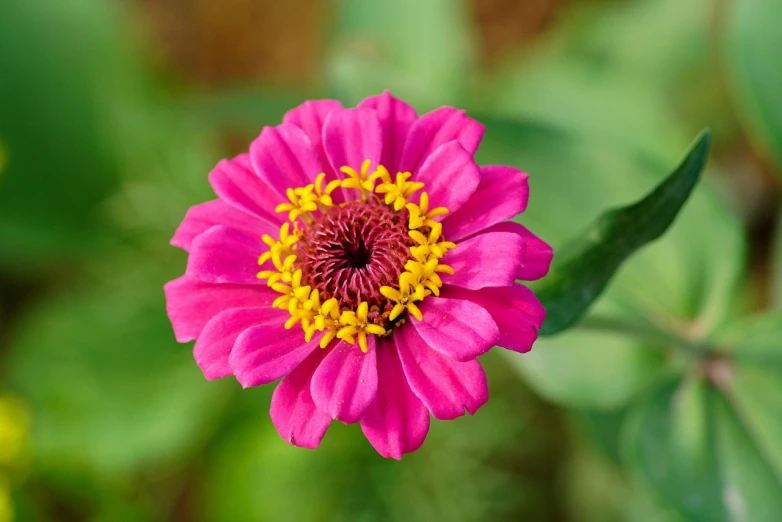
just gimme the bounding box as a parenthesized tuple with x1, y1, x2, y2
(1, 0, 781, 520)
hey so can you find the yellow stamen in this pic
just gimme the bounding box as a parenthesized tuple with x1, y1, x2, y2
(336, 302, 386, 352)
(257, 253, 297, 285)
(313, 173, 341, 207)
(270, 269, 312, 317)
(407, 192, 449, 229)
(302, 291, 341, 343)
(258, 223, 298, 266)
(274, 176, 339, 222)
(275, 186, 318, 222)
(380, 278, 425, 321)
(375, 171, 424, 211)
(402, 259, 443, 297)
(409, 222, 457, 262)
(340, 159, 376, 196)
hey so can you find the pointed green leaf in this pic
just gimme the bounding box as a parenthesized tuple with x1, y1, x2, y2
(537, 130, 711, 335)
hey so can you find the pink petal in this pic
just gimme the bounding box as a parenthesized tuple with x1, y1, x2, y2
(270, 347, 332, 449)
(194, 307, 277, 380)
(357, 91, 417, 173)
(360, 337, 430, 460)
(171, 199, 272, 252)
(398, 106, 485, 174)
(442, 231, 525, 289)
(396, 326, 488, 420)
(323, 107, 383, 175)
(482, 221, 553, 281)
(209, 153, 285, 225)
(229, 314, 320, 388)
(283, 100, 343, 190)
(250, 123, 323, 198)
(283, 99, 343, 156)
(164, 275, 274, 343)
(186, 225, 267, 285)
(414, 141, 480, 216)
(411, 297, 499, 362)
(444, 285, 545, 354)
(310, 339, 378, 424)
(442, 165, 529, 242)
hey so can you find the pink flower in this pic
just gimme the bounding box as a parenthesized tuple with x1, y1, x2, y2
(165, 92, 553, 459)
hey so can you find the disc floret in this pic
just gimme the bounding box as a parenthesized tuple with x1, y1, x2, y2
(257, 161, 457, 352)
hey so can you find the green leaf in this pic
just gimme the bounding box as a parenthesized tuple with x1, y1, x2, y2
(729, 365, 782, 483)
(724, 0, 782, 170)
(625, 373, 782, 522)
(714, 312, 782, 478)
(624, 379, 728, 522)
(712, 395, 782, 522)
(715, 312, 782, 363)
(536, 130, 711, 335)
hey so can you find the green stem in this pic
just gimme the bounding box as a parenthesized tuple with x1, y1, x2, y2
(577, 315, 710, 357)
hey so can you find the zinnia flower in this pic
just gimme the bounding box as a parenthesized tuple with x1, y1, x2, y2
(165, 92, 552, 459)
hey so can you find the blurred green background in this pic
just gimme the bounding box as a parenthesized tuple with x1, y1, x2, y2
(1, 0, 781, 520)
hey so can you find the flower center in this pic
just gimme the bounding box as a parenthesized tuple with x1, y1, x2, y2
(296, 199, 413, 311)
(257, 162, 456, 352)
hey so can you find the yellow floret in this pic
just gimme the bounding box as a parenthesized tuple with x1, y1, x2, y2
(407, 192, 448, 230)
(340, 159, 376, 196)
(375, 171, 424, 211)
(271, 269, 312, 317)
(380, 276, 425, 321)
(409, 222, 456, 261)
(336, 302, 386, 352)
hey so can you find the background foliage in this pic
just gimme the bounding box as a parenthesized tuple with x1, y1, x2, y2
(0, 0, 780, 520)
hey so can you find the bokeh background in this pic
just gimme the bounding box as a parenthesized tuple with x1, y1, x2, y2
(1, 0, 781, 520)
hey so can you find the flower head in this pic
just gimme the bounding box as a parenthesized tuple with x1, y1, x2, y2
(165, 92, 553, 459)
